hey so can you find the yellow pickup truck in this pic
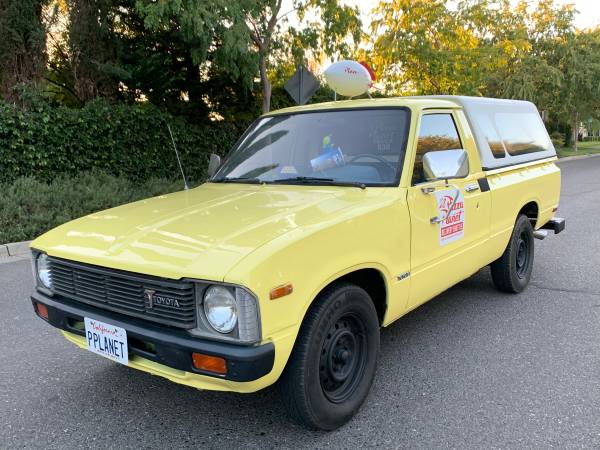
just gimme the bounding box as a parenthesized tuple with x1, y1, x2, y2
(30, 96, 564, 430)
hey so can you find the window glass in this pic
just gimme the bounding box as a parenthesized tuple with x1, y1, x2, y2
(214, 108, 410, 186)
(494, 112, 552, 156)
(477, 114, 506, 158)
(413, 114, 462, 184)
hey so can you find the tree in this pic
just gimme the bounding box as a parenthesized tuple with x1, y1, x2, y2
(246, 0, 362, 112)
(369, 0, 487, 95)
(136, 0, 362, 114)
(484, 1, 600, 151)
(246, 0, 283, 114)
(111, 0, 222, 119)
(482, 1, 574, 119)
(68, 0, 121, 102)
(368, 0, 578, 103)
(135, 0, 259, 116)
(551, 31, 600, 151)
(0, 0, 48, 103)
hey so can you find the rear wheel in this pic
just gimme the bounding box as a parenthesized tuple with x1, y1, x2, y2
(279, 283, 380, 430)
(491, 214, 535, 293)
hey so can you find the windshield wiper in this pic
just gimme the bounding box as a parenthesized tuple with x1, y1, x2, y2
(211, 176, 262, 184)
(271, 176, 366, 189)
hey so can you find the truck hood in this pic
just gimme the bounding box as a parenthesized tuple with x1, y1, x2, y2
(31, 182, 383, 281)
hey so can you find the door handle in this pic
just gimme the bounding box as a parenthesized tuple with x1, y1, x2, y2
(465, 183, 480, 193)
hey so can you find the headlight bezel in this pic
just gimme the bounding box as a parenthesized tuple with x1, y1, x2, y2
(190, 281, 261, 345)
(31, 250, 54, 295)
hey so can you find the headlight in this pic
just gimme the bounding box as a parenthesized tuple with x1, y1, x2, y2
(203, 286, 237, 333)
(36, 253, 52, 289)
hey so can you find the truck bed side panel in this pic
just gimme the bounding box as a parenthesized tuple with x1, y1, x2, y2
(485, 160, 561, 262)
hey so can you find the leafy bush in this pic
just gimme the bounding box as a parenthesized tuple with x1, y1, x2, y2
(0, 99, 249, 183)
(550, 130, 565, 148)
(0, 171, 186, 243)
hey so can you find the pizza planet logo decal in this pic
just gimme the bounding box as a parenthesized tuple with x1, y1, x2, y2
(434, 189, 465, 245)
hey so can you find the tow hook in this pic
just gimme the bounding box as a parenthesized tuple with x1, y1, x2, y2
(533, 230, 548, 240)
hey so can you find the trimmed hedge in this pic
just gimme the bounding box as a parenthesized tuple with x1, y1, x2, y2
(0, 100, 249, 182)
(0, 171, 185, 243)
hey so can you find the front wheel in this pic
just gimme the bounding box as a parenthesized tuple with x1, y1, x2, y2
(279, 283, 380, 430)
(491, 214, 535, 293)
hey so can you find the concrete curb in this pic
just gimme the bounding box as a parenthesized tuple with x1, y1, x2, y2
(1, 240, 32, 257)
(557, 153, 600, 163)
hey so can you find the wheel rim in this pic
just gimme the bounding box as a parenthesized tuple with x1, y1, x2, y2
(319, 313, 368, 404)
(515, 230, 532, 279)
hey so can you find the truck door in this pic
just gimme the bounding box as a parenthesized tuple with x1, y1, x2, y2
(406, 110, 491, 309)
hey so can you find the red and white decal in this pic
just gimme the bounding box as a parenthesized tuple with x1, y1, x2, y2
(434, 189, 465, 245)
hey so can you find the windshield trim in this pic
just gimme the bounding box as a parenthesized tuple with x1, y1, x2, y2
(209, 106, 412, 188)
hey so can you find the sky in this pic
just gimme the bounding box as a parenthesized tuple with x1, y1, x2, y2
(283, 0, 600, 30)
(518, 0, 598, 29)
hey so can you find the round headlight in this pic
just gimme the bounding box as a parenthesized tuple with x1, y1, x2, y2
(37, 253, 52, 289)
(203, 286, 237, 333)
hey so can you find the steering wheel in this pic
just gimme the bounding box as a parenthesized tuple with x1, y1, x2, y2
(348, 154, 396, 171)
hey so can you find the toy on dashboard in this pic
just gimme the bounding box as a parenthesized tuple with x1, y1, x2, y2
(310, 135, 345, 172)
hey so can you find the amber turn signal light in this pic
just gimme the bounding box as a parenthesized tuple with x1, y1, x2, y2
(35, 302, 49, 320)
(269, 282, 293, 300)
(192, 353, 227, 375)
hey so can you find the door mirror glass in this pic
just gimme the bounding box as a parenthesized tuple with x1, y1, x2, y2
(422, 149, 469, 181)
(207, 153, 221, 178)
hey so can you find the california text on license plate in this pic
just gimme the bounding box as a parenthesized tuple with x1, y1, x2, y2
(84, 317, 129, 365)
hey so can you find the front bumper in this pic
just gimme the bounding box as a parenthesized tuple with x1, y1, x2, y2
(31, 291, 275, 383)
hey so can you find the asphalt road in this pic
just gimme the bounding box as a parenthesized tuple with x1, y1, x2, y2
(1, 156, 599, 449)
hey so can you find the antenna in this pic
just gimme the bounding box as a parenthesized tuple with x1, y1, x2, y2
(167, 123, 189, 190)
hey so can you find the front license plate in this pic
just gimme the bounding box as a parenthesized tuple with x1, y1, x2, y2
(84, 317, 128, 365)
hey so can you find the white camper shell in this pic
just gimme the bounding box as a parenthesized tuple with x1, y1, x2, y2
(426, 96, 556, 170)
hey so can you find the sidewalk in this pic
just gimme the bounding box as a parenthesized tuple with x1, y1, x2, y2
(557, 152, 600, 163)
(0, 241, 31, 264)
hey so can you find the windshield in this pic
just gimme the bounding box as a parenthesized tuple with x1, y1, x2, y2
(212, 108, 410, 186)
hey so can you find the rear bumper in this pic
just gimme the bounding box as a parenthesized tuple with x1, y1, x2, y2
(31, 291, 275, 383)
(541, 217, 565, 234)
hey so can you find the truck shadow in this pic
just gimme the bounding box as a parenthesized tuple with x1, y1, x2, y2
(66, 267, 524, 447)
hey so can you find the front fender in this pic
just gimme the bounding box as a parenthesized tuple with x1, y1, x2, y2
(222, 189, 411, 382)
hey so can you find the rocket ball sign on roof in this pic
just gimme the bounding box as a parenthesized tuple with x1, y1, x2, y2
(324, 60, 376, 97)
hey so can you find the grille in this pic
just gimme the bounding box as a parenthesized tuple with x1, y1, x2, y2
(48, 257, 196, 329)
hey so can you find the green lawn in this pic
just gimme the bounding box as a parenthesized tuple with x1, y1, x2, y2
(557, 140, 600, 157)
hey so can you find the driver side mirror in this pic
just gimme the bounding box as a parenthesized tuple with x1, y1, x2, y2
(422, 149, 469, 181)
(207, 153, 221, 178)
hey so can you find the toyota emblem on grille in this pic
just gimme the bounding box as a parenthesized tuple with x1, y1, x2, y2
(143, 289, 181, 309)
(143, 289, 156, 308)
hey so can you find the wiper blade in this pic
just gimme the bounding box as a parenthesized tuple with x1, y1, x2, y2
(211, 176, 262, 184)
(271, 176, 366, 189)
(272, 176, 334, 183)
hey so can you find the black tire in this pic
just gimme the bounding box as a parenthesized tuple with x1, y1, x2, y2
(279, 282, 380, 431)
(491, 214, 535, 293)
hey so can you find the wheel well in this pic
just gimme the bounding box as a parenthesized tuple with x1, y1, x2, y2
(327, 269, 387, 324)
(519, 201, 539, 227)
